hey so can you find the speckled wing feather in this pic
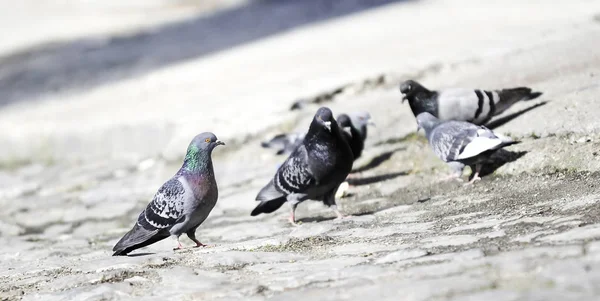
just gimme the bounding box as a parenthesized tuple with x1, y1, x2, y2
(260, 145, 315, 199)
(140, 178, 186, 229)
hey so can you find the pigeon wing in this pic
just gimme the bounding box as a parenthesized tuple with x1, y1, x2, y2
(430, 121, 481, 161)
(272, 144, 316, 195)
(141, 178, 186, 230)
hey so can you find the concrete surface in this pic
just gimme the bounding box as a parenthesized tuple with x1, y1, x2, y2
(1, 0, 600, 300)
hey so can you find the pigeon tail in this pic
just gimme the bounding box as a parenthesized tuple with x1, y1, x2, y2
(112, 224, 168, 256)
(498, 140, 521, 148)
(251, 197, 287, 216)
(498, 87, 542, 105)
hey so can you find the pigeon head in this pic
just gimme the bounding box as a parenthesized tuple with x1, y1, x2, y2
(349, 111, 375, 128)
(400, 80, 428, 103)
(313, 107, 335, 132)
(183, 132, 225, 172)
(189, 132, 225, 151)
(336, 114, 352, 128)
(415, 112, 441, 135)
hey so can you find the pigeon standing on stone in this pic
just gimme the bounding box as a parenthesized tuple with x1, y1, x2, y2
(400, 80, 542, 125)
(416, 112, 519, 184)
(336, 112, 374, 160)
(112, 133, 225, 256)
(251, 107, 354, 224)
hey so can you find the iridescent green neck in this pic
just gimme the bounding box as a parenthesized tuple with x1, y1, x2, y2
(182, 145, 211, 173)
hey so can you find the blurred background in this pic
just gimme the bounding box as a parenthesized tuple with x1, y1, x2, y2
(2, 0, 594, 165)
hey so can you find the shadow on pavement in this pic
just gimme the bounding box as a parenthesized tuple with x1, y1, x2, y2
(0, 0, 412, 107)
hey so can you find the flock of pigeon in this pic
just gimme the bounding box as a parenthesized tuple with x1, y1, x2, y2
(112, 80, 542, 256)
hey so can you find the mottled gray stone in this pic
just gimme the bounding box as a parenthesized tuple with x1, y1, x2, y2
(561, 195, 600, 211)
(289, 223, 335, 238)
(375, 249, 429, 264)
(22, 283, 133, 301)
(328, 243, 400, 256)
(502, 216, 557, 226)
(421, 235, 480, 248)
(447, 219, 505, 232)
(199, 251, 305, 268)
(512, 230, 556, 243)
(539, 224, 600, 242)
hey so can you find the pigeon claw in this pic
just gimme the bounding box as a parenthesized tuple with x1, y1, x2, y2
(463, 176, 481, 186)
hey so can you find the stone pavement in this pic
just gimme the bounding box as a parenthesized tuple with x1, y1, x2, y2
(1, 0, 600, 300)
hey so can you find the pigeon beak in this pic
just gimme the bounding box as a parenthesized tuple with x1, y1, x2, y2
(323, 121, 332, 132)
(215, 140, 225, 146)
(367, 119, 376, 127)
(416, 123, 422, 133)
(402, 95, 408, 103)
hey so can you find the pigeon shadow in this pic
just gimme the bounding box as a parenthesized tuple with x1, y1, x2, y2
(478, 150, 528, 178)
(296, 208, 384, 223)
(352, 147, 405, 173)
(486, 101, 548, 130)
(126, 252, 156, 257)
(347, 171, 409, 186)
(296, 215, 337, 224)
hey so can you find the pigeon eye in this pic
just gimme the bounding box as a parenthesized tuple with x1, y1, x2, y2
(407, 84, 412, 90)
(205, 138, 211, 143)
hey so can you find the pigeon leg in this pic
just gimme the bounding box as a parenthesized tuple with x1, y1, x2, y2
(186, 231, 207, 248)
(289, 203, 299, 226)
(331, 205, 347, 219)
(173, 236, 183, 251)
(464, 164, 482, 185)
(442, 162, 465, 182)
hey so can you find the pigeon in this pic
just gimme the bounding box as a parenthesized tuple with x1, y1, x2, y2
(416, 112, 519, 184)
(112, 132, 224, 256)
(251, 107, 354, 224)
(400, 80, 542, 125)
(261, 132, 305, 155)
(336, 112, 374, 160)
(262, 112, 373, 158)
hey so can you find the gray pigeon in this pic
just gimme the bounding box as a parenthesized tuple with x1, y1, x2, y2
(261, 132, 305, 155)
(251, 107, 354, 224)
(416, 112, 519, 184)
(348, 111, 374, 142)
(400, 80, 542, 125)
(112, 132, 224, 256)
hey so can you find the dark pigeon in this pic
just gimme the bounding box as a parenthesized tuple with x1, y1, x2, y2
(400, 80, 542, 125)
(112, 133, 224, 256)
(416, 112, 519, 184)
(251, 107, 354, 224)
(336, 112, 374, 160)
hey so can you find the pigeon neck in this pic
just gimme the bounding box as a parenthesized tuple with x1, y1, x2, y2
(181, 146, 213, 174)
(359, 125, 368, 141)
(421, 120, 440, 140)
(348, 124, 362, 142)
(408, 91, 438, 117)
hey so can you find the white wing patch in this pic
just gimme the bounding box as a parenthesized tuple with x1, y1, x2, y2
(457, 137, 502, 160)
